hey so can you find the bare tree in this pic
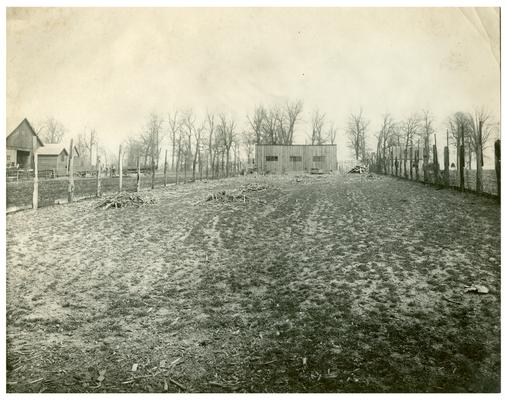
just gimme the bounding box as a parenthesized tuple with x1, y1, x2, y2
(206, 112, 216, 179)
(467, 109, 495, 162)
(75, 127, 97, 167)
(192, 121, 204, 180)
(248, 106, 267, 145)
(284, 100, 303, 145)
(248, 100, 303, 146)
(376, 114, 396, 173)
(262, 108, 278, 145)
(401, 114, 420, 178)
(419, 110, 435, 181)
(310, 110, 326, 145)
(37, 117, 66, 144)
(347, 109, 369, 161)
(217, 114, 236, 177)
(447, 111, 470, 178)
(125, 136, 144, 169)
(167, 111, 182, 171)
(327, 123, 338, 145)
(242, 127, 256, 168)
(144, 114, 163, 168)
(145, 113, 164, 187)
(276, 100, 303, 145)
(466, 108, 496, 191)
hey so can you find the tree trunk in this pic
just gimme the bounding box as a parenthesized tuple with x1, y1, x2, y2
(184, 151, 187, 183)
(175, 144, 180, 185)
(151, 157, 155, 190)
(415, 146, 420, 181)
(433, 143, 439, 185)
(137, 154, 141, 192)
(171, 133, 175, 171)
(192, 147, 198, 180)
(164, 149, 168, 187)
(459, 125, 465, 191)
(226, 149, 230, 177)
(409, 146, 413, 180)
(403, 146, 407, 178)
(118, 144, 123, 192)
(32, 152, 38, 209)
(68, 139, 75, 202)
(495, 139, 500, 199)
(423, 136, 429, 183)
(476, 121, 483, 193)
(96, 156, 102, 197)
(444, 146, 450, 187)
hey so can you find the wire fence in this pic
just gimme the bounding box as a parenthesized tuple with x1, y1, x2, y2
(6, 166, 241, 212)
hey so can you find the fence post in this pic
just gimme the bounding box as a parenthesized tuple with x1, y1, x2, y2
(32, 152, 38, 209)
(151, 156, 155, 190)
(68, 139, 74, 203)
(433, 142, 439, 185)
(164, 149, 168, 187)
(409, 146, 413, 180)
(476, 120, 483, 193)
(136, 153, 141, 192)
(495, 139, 500, 199)
(118, 144, 123, 192)
(390, 148, 394, 175)
(96, 155, 102, 197)
(402, 146, 406, 178)
(423, 144, 429, 183)
(415, 145, 420, 181)
(460, 125, 465, 191)
(443, 146, 450, 187)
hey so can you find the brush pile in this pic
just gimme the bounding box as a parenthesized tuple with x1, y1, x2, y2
(205, 190, 247, 203)
(348, 165, 368, 174)
(239, 182, 269, 192)
(96, 192, 156, 209)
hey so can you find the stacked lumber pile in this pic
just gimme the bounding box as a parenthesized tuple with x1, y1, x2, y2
(96, 192, 155, 209)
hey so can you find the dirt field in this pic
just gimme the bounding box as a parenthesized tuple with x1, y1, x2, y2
(6, 174, 500, 393)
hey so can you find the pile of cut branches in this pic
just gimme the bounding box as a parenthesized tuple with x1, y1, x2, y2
(95, 192, 155, 209)
(240, 183, 269, 192)
(205, 190, 247, 203)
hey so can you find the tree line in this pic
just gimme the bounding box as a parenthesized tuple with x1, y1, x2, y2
(33, 104, 498, 178)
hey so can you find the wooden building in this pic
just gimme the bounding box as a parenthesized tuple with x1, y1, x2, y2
(35, 144, 81, 176)
(35, 144, 69, 176)
(255, 144, 337, 173)
(6, 118, 44, 168)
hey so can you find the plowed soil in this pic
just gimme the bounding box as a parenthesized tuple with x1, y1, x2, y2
(6, 174, 500, 393)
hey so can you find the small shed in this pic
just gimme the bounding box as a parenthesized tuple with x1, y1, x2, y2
(255, 144, 337, 174)
(6, 118, 44, 168)
(35, 144, 70, 176)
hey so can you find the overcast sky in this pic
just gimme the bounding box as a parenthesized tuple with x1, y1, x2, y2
(6, 7, 500, 161)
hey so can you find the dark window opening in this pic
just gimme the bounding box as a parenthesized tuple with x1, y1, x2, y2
(266, 155, 278, 161)
(290, 156, 302, 162)
(313, 155, 326, 162)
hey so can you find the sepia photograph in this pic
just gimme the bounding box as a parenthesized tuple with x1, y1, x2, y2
(3, 2, 502, 395)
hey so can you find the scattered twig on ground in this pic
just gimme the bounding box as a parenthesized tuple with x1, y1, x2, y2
(168, 377, 186, 391)
(443, 296, 462, 305)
